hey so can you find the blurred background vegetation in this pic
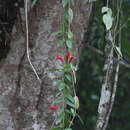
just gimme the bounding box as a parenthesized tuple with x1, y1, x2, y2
(73, 0, 130, 130)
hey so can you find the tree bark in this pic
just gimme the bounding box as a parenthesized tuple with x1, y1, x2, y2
(0, 0, 92, 130)
(95, 30, 114, 130)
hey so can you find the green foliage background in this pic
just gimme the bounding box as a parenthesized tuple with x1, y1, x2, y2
(73, 0, 130, 130)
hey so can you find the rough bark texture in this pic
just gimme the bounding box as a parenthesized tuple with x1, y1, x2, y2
(0, 0, 92, 130)
(95, 31, 114, 130)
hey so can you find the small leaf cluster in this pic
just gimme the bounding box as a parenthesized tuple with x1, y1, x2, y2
(50, 1, 81, 129)
(55, 0, 74, 49)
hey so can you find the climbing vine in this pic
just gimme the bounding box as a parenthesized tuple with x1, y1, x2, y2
(95, 1, 123, 130)
(55, 0, 74, 49)
(50, 0, 80, 130)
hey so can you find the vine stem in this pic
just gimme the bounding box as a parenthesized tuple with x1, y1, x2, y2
(103, 3, 122, 128)
(95, 1, 122, 130)
(69, 69, 77, 128)
(107, 0, 109, 7)
(25, 0, 41, 83)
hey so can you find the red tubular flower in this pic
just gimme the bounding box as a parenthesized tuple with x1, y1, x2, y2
(55, 56, 64, 62)
(50, 105, 57, 110)
(69, 56, 74, 63)
(55, 52, 74, 64)
(66, 52, 71, 64)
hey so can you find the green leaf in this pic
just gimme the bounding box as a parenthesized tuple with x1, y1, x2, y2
(65, 73, 72, 82)
(64, 128, 72, 130)
(102, 7, 113, 30)
(60, 23, 65, 33)
(70, 64, 78, 71)
(66, 100, 75, 108)
(66, 40, 73, 48)
(65, 109, 73, 115)
(55, 92, 62, 97)
(62, 0, 69, 7)
(102, 7, 112, 16)
(64, 88, 71, 97)
(67, 95, 74, 103)
(58, 82, 65, 91)
(102, 7, 109, 13)
(103, 14, 113, 30)
(64, 64, 71, 71)
(56, 114, 63, 124)
(56, 110, 64, 123)
(53, 97, 63, 104)
(67, 31, 73, 39)
(68, 8, 73, 23)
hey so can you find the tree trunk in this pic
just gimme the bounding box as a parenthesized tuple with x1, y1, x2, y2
(0, 0, 92, 130)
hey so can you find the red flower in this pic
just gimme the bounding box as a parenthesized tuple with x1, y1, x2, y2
(50, 105, 57, 110)
(55, 52, 74, 64)
(69, 56, 74, 63)
(55, 56, 64, 62)
(65, 52, 74, 64)
(66, 52, 71, 64)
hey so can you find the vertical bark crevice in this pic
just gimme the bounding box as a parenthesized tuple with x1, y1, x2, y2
(9, 50, 26, 130)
